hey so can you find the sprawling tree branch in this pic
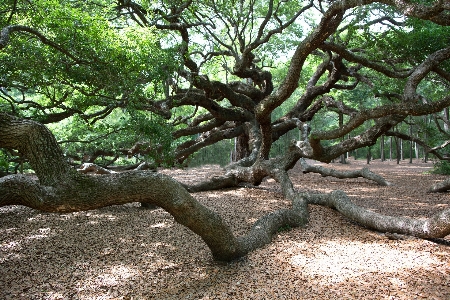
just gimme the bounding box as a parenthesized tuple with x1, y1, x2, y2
(0, 113, 310, 261)
(306, 190, 450, 238)
(429, 178, 450, 193)
(379, 0, 450, 26)
(299, 158, 391, 186)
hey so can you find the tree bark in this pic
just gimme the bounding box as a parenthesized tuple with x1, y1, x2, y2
(429, 179, 450, 193)
(339, 112, 346, 164)
(444, 108, 449, 131)
(396, 136, 401, 164)
(299, 158, 391, 186)
(305, 190, 450, 238)
(389, 136, 393, 161)
(235, 131, 251, 161)
(400, 138, 403, 161)
(415, 142, 419, 162)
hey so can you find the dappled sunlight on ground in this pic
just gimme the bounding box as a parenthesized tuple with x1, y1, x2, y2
(0, 160, 449, 298)
(290, 240, 439, 283)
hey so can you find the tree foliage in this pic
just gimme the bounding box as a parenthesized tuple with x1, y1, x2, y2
(1, 0, 449, 166)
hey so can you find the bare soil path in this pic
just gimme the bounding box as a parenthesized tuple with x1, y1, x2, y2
(1, 159, 449, 299)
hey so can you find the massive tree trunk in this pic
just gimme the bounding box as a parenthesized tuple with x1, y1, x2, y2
(1, 113, 449, 262)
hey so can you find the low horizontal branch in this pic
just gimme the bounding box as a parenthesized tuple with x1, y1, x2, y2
(299, 158, 391, 186)
(306, 190, 450, 239)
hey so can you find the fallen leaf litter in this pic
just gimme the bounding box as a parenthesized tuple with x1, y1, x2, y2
(0, 159, 449, 299)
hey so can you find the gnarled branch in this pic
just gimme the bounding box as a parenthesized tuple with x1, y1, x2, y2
(299, 158, 391, 186)
(306, 190, 450, 238)
(0, 112, 307, 261)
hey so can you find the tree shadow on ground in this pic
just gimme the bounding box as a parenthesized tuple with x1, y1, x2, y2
(0, 160, 449, 299)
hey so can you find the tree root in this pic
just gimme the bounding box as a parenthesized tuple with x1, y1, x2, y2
(299, 158, 391, 186)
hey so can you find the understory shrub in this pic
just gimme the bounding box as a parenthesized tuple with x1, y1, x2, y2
(432, 160, 450, 175)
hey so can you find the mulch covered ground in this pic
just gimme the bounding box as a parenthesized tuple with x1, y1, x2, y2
(1, 159, 449, 299)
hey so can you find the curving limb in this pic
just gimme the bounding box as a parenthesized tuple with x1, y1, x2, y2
(305, 190, 450, 239)
(2, 111, 450, 263)
(299, 158, 392, 186)
(0, 155, 308, 262)
(0, 112, 308, 261)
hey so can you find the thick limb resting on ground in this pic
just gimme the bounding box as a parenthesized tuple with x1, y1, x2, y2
(1, 112, 449, 263)
(0, 113, 308, 261)
(180, 145, 449, 241)
(429, 179, 450, 193)
(299, 158, 391, 186)
(305, 191, 450, 238)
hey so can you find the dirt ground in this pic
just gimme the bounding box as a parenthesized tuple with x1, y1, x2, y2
(0, 159, 449, 299)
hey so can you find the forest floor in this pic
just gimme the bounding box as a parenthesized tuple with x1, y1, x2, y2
(1, 159, 450, 299)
